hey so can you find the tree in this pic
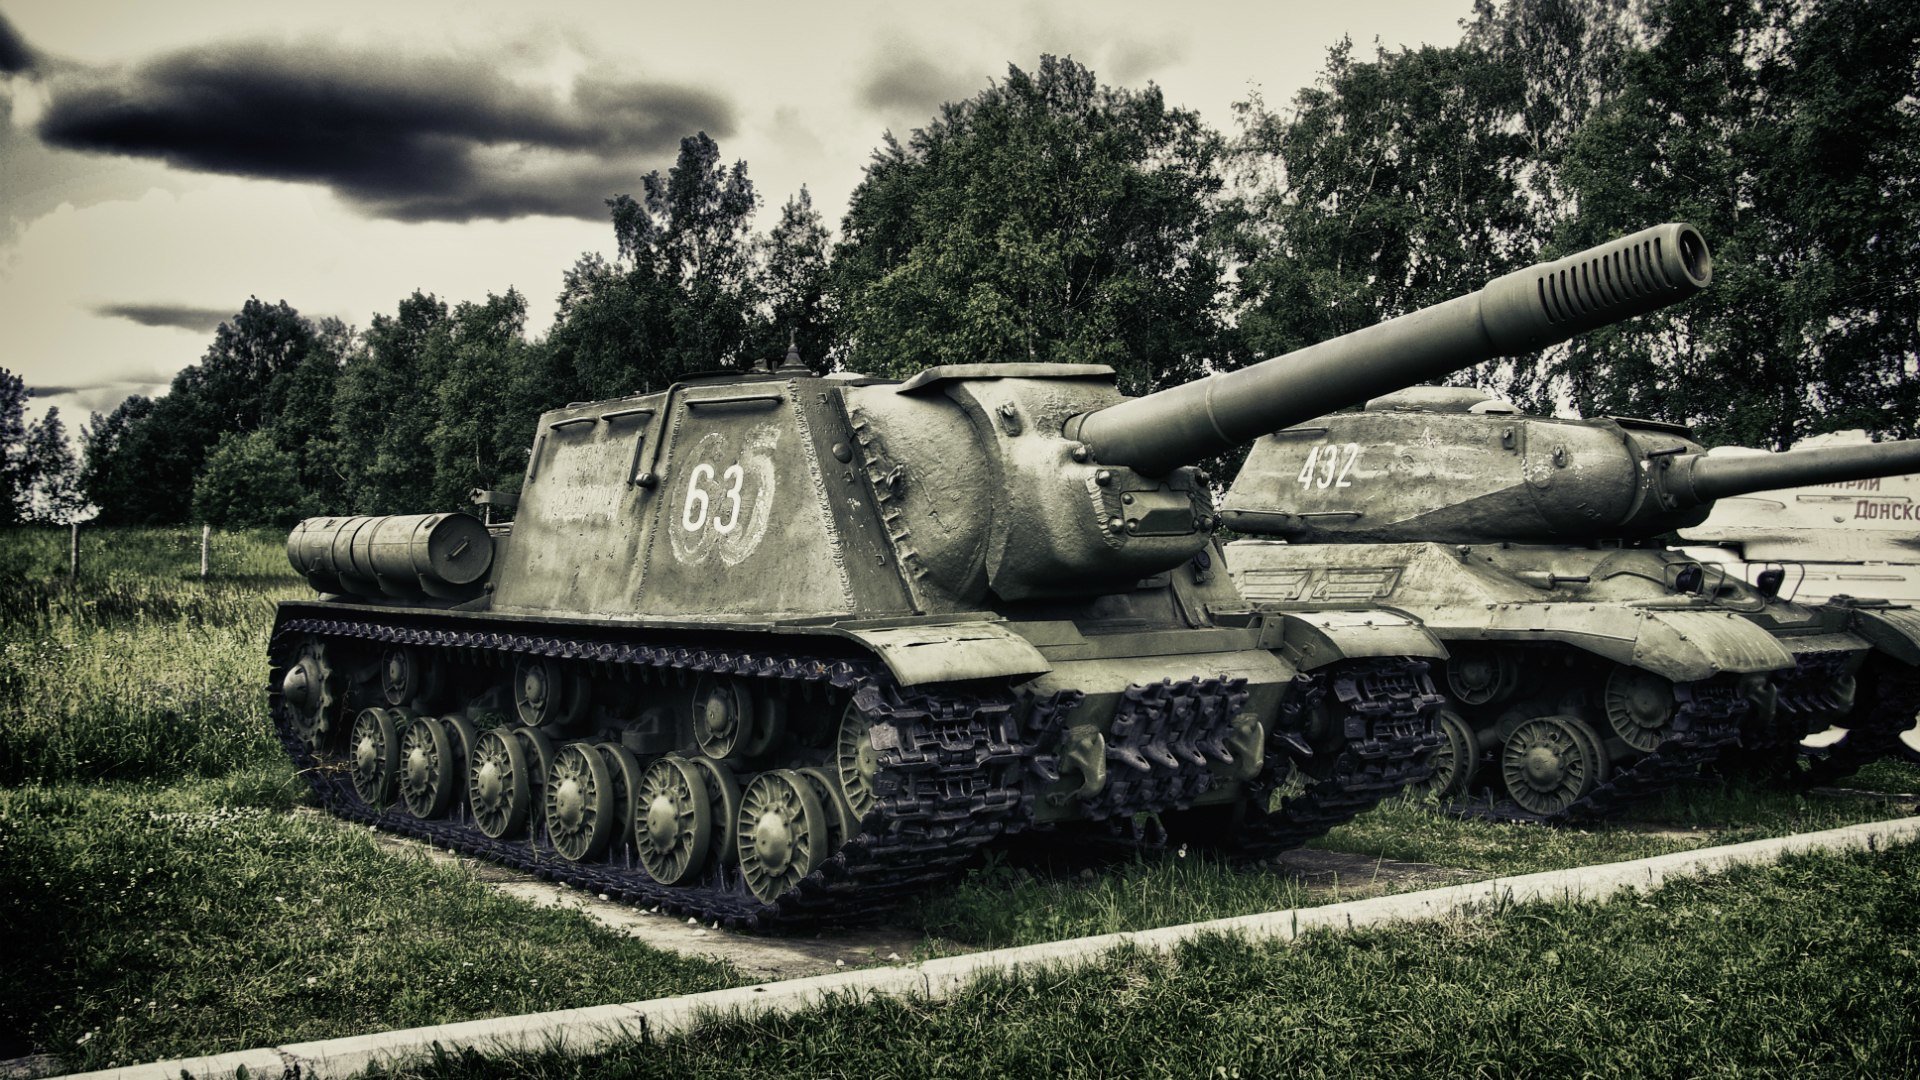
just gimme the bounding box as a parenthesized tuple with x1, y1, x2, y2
(831, 56, 1231, 394)
(75, 298, 332, 523)
(191, 429, 309, 526)
(429, 290, 538, 509)
(0, 367, 26, 524)
(334, 291, 450, 513)
(550, 133, 763, 401)
(79, 395, 157, 525)
(1544, 0, 1920, 447)
(747, 188, 835, 368)
(1227, 39, 1533, 366)
(17, 407, 82, 523)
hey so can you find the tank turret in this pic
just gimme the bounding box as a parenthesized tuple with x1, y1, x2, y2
(1222, 404, 1920, 544)
(271, 224, 1718, 927)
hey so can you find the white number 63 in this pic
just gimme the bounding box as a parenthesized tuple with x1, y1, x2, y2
(682, 462, 745, 533)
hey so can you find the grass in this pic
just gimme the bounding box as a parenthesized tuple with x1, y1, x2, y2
(0, 770, 738, 1073)
(0, 526, 300, 785)
(372, 839, 1920, 1078)
(909, 761, 1920, 948)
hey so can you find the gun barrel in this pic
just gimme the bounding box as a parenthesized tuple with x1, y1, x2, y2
(1069, 222, 1712, 475)
(1675, 440, 1920, 505)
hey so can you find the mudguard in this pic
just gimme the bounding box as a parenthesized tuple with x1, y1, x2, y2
(1466, 605, 1796, 683)
(833, 620, 1052, 686)
(1832, 601, 1920, 667)
(1259, 608, 1448, 671)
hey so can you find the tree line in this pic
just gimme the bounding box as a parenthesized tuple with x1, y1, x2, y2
(10, 0, 1910, 528)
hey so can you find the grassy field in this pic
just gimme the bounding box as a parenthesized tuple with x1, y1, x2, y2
(1, 524, 1916, 1072)
(372, 839, 1920, 1078)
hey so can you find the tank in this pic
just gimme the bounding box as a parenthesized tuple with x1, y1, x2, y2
(269, 223, 1713, 928)
(1675, 431, 1920, 769)
(1221, 387, 1920, 818)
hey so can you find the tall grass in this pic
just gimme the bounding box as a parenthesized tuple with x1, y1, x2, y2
(0, 526, 302, 784)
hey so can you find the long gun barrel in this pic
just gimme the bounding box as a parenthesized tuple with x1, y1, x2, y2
(1067, 223, 1713, 475)
(1668, 440, 1920, 507)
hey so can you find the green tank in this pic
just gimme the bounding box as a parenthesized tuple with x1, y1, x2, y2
(1220, 383, 1920, 819)
(269, 224, 1712, 927)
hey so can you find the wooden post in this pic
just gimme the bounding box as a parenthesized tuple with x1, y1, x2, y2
(201, 524, 211, 579)
(69, 521, 78, 578)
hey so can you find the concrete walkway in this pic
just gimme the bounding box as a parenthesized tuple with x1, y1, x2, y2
(307, 806, 1478, 981)
(54, 814, 1920, 1080)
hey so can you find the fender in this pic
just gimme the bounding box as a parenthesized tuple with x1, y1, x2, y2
(1829, 600, 1920, 667)
(831, 620, 1052, 686)
(1257, 608, 1448, 672)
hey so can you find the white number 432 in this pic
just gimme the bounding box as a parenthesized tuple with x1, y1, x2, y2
(1297, 443, 1361, 489)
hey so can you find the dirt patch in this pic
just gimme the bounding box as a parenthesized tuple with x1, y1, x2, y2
(1267, 848, 1483, 894)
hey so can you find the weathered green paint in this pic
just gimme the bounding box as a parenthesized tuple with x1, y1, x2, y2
(282, 225, 1724, 837)
(1223, 402, 1920, 545)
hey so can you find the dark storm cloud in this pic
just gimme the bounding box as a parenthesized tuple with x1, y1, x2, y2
(0, 12, 35, 74)
(95, 303, 232, 333)
(33, 40, 735, 222)
(858, 45, 983, 116)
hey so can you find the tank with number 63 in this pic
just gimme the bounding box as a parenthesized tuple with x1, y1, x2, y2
(270, 223, 1716, 928)
(1220, 377, 1920, 818)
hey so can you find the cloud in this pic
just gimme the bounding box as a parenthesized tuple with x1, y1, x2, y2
(0, 12, 35, 75)
(858, 42, 985, 118)
(94, 303, 232, 333)
(31, 38, 736, 222)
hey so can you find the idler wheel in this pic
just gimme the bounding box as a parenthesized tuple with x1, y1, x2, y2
(513, 656, 589, 733)
(634, 756, 712, 886)
(688, 757, 742, 866)
(737, 769, 827, 903)
(797, 766, 856, 849)
(1424, 709, 1480, 800)
(281, 639, 342, 750)
(545, 742, 615, 862)
(348, 707, 401, 807)
(1500, 715, 1604, 817)
(398, 715, 456, 819)
(468, 728, 532, 839)
(380, 646, 438, 708)
(834, 702, 879, 822)
(1604, 668, 1678, 753)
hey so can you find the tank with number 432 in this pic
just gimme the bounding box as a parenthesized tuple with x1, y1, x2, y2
(1222, 303, 1920, 817)
(270, 224, 1712, 929)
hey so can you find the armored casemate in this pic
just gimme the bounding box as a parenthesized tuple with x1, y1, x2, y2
(1222, 381, 1920, 815)
(270, 224, 1711, 927)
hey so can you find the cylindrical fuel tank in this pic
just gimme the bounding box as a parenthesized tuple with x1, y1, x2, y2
(287, 514, 493, 600)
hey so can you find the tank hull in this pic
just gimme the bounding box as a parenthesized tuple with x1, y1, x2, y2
(1223, 539, 1888, 819)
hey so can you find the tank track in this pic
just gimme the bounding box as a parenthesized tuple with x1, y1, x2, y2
(268, 615, 1025, 932)
(1446, 679, 1748, 825)
(1146, 659, 1443, 858)
(1233, 659, 1445, 856)
(1717, 649, 1857, 781)
(1791, 655, 1920, 788)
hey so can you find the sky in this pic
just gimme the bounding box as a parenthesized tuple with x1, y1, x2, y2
(0, 0, 1472, 435)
